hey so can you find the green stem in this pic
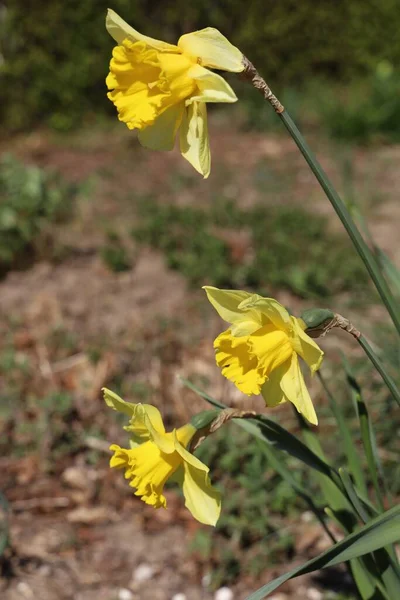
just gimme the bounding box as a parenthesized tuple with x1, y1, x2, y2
(278, 110, 400, 336)
(358, 335, 400, 408)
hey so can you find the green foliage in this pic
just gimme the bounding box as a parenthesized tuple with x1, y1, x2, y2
(101, 232, 132, 272)
(132, 198, 369, 299)
(0, 155, 78, 273)
(2, 0, 400, 130)
(319, 63, 400, 143)
(192, 426, 299, 587)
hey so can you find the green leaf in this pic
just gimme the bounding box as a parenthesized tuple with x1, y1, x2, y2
(246, 505, 400, 599)
(318, 371, 367, 497)
(342, 355, 386, 510)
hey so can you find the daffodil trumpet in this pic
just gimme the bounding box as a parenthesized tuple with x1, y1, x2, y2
(106, 9, 244, 178)
(204, 286, 324, 425)
(103, 388, 221, 526)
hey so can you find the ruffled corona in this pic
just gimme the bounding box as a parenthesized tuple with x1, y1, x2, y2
(105, 9, 244, 177)
(104, 389, 221, 526)
(204, 286, 324, 425)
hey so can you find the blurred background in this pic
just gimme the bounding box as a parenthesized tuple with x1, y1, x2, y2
(1, 1, 400, 599)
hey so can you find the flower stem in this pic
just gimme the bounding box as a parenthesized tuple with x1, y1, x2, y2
(358, 335, 400, 407)
(242, 59, 400, 336)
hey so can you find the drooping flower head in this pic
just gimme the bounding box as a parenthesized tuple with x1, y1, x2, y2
(103, 388, 221, 526)
(106, 9, 244, 178)
(204, 287, 324, 425)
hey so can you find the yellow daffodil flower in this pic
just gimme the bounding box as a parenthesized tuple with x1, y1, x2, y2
(103, 388, 221, 526)
(204, 286, 324, 425)
(105, 9, 244, 178)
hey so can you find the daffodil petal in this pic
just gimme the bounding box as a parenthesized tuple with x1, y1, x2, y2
(261, 360, 290, 407)
(135, 405, 174, 453)
(203, 286, 254, 325)
(138, 103, 184, 151)
(289, 317, 324, 374)
(106, 9, 177, 51)
(186, 65, 237, 104)
(179, 102, 210, 178)
(103, 387, 136, 416)
(238, 295, 292, 333)
(178, 27, 244, 73)
(181, 460, 221, 526)
(124, 402, 166, 445)
(280, 354, 318, 425)
(173, 430, 209, 471)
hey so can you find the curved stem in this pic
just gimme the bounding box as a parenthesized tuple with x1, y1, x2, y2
(279, 110, 400, 336)
(241, 59, 400, 336)
(358, 335, 400, 407)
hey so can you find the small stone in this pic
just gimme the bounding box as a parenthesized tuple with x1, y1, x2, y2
(214, 587, 234, 600)
(171, 594, 187, 600)
(132, 563, 154, 583)
(118, 589, 134, 600)
(301, 511, 314, 523)
(307, 589, 323, 600)
(201, 573, 212, 588)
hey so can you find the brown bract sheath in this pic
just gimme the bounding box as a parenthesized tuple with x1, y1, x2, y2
(241, 56, 284, 114)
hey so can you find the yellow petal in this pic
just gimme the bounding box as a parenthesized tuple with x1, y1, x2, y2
(178, 27, 244, 72)
(186, 65, 237, 104)
(110, 441, 180, 508)
(179, 102, 210, 178)
(138, 103, 184, 151)
(106, 9, 177, 52)
(181, 460, 221, 526)
(248, 325, 293, 377)
(289, 317, 324, 374)
(172, 431, 221, 526)
(103, 387, 136, 416)
(260, 360, 290, 407)
(214, 329, 266, 395)
(203, 286, 254, 325)
(136, 405, 174, 454)
(125, 402, 167, 446)
(280, 354, 318, 425)
(237, 295, 292, 332)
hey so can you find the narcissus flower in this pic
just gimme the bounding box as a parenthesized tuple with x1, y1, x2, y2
(204, 286, 324, 425)
(103, 388, 221, 526)
(106, 9, 244, 178)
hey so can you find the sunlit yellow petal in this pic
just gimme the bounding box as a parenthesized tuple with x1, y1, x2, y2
(110, 441, 181, 508)
(248, 325, 293, 377)
(280, 354, 318, 425)
(186, 65, 238, 104)
(238, 295, 292, 332)
(178, 27, 244, 72)
(203, 286, 254, 324)
(181, 460, 221, 526)
(106, 9, 178, 51)
(289, 317, 324, 374)
(260, 360, 290, 407)
(138, 103, 184, 150)
(214, 329, 266, 395)
(103, 388, 136, 416)
(180, 102, 210, 178)
(137, 405, 174, 454)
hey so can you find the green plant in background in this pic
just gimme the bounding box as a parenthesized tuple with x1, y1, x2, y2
(0, 154, 79, 273)
(133, 199, 369, 299)
(192, 426, 300, 588)
(2, 0, 400, 131)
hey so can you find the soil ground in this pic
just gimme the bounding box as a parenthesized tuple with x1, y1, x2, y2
(1, 117, 399, 599)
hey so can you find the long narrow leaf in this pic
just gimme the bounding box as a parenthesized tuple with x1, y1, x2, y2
(318, 371, 367, 497)
(246, 505, 400, 599)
